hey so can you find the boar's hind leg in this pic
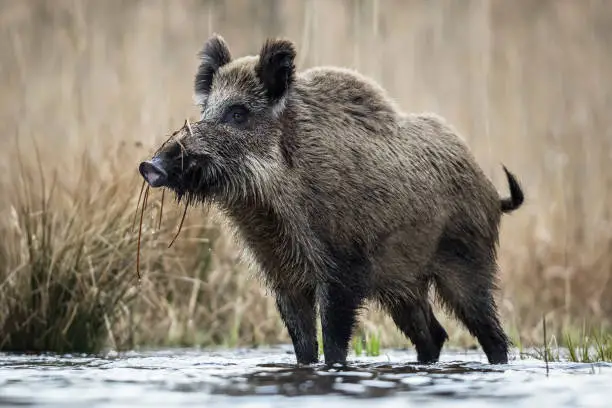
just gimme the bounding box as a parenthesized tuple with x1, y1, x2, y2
(275, 287, 319, 365)
(432, 234, 510, 364)
(382, 292, 448, 363)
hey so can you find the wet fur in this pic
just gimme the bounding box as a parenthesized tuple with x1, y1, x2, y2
(144, 34, 524, 366)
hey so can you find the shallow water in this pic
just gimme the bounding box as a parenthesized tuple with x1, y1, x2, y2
(0, 346, 610, 407)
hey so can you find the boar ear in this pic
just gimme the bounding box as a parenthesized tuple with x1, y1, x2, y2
(194, 34, 232, 98)
(255, 38, 296, 102)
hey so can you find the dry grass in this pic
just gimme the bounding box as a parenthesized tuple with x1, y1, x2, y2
(0, 146, 144, 352)
(0, 0, 611, 353)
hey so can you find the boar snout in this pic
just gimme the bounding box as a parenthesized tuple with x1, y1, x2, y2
(139, 157, 168, 188)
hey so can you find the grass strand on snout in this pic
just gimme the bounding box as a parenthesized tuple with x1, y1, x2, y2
(185, 118, 194, 142)
(136, 185, 150, 281)
(168, 199, 189, 249)
(168, 119, 193, 248)
(135, 119, 194, 279)
(132, 180, 146, 233)
(165, 118, 193, 248)
(158, 189, 165, 230)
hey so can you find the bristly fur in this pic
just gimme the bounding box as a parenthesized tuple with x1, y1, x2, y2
(255, 39, 296, 103)
(140, 35, 525, 368)
(195, 34, 232, 98)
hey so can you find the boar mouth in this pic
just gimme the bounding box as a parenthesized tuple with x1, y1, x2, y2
(139, 120, 222, 204)
(139, 154, 219, 204)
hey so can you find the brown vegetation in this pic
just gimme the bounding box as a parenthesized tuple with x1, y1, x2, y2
(0, 0, 610, 353)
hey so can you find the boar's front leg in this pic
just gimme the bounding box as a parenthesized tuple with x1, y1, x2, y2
(275, 286, 319, 365)
(317, 247, 369, 367)
(318, 280, 366, 366)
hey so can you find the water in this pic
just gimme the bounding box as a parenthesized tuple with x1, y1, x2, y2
(0, 346, 610, 407)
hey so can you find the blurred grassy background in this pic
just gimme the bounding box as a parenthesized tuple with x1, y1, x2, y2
(0, 0, 610, 353)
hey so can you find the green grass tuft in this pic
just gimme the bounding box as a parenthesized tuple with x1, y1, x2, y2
(527, 328, 612, 363)
(351, 330, 381, 357)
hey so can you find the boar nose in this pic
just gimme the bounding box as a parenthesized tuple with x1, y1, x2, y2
(139, 157, 168, 188)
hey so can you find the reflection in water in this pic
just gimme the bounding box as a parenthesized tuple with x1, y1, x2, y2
(216, 361, 498, 398)
(0, 346, 610, 407)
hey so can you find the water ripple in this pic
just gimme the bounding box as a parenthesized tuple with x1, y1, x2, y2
(0, 347, 610, 407)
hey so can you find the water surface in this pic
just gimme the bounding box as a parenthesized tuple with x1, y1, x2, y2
(0, 346, 609, 407)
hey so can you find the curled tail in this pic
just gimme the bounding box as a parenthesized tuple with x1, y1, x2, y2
(500, 165, 524, 213)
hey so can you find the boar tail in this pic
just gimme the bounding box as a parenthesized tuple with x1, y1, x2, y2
(500, 165, 524, 214)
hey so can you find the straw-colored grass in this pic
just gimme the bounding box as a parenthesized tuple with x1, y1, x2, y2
(0, 148, 143, 352)
(0, 0, 611, 354)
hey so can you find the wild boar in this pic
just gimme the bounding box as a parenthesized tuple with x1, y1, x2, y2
(139, 34, 524, 366)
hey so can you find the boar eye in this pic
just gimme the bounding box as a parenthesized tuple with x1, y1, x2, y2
(222, 104, 249, 126)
